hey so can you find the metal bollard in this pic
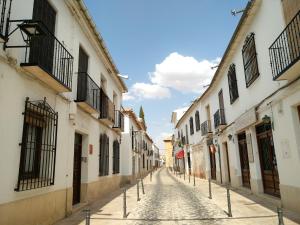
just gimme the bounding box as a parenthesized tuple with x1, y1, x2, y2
(137, 180, 140, 201)
(141, 178, 145, 194)
(123, 189, 127, 218)
(84, 209, 90, 225)
(193, 173, 196, 186)
(277, 207, 284, 225)
(150, 171, 152, 182)
(208, 178, 212, 199)
(227, 186, 232, 217)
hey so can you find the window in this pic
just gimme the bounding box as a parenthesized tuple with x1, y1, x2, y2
(16, 98, 58, 191)
(189, 117, 194, 135)
(113, 140, 120, 174)
(242, 33, 259, 87)
(195, 111, 200, 131)
(99, 134, 109, 176)
(227, 64, 239, 104)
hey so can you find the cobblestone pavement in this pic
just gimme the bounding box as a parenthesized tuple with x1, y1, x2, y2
(56, 167, 300, 225)
(126, 168, 300, 225)
(126, 168, 225, 225)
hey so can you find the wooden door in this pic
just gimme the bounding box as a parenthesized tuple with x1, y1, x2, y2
(73, 133, 82, 205)
(256, 123, 280, 197)
(30, 0, 56, 73)
(209, 145, 216, 180)
(238, 133, 251, 188)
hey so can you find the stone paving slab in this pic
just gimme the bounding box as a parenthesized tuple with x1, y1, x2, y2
(55, 168, 300, 225)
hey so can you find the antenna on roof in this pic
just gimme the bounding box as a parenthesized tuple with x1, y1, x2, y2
(231, 9, 245, 16)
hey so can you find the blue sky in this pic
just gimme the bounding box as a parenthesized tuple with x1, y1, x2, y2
(84, 0, 248, 149)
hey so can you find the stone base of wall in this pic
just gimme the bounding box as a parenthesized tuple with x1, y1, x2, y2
(0, 188, 72, 225)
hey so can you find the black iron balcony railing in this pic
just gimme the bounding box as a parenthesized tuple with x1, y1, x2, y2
(76, 72, 100, 113)
(201, 120, 212, 136)
(20, 20, 73, 91)
(214, 109, 226, 129)
(113, 110, 124, 131)
(269, 10, 300, 80)
(0, 0, 12, 40)
(99, 89, 115, 124)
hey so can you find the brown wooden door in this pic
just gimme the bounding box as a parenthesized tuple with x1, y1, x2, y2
(30, 0, 56, 73)
(209, 145, 217, 180)
(256, 123, 280, 197)
(238, 133, 251, 188)
(73, 133, 82, 205)
(224, 143, 231, 183)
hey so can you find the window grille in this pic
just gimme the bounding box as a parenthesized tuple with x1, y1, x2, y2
(189, 117, 194, 135)
(242, 33, 260, 87)
(113, 140, 120, 174)
(99, 134, 109, 176)
(227, 64, 239, 104)
(15, 97, 58, 191)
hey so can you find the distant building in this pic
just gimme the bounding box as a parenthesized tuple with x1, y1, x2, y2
(163, 137, 173, 169)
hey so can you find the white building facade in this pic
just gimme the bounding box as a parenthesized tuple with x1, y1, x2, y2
(0, 0, 128, 224)
(171, 0, 300, 214)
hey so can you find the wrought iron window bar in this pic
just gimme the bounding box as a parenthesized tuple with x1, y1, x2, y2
(16, 97, 58, 191)
(242, 33, 260, 87)
(269, 10, 300, 80)
(99, 89, 115, 123)
(201, 120, 212, 136)
(113, 110, 124, 131)
(99, 134, 109, 176)
(214, 109, 226, 129)
(3, 19, 73, 90)
(112, 140, 120, 174)
(227, 64, 239, 104)
(0, 0, 12, 41)
(76, 72, 100, 112)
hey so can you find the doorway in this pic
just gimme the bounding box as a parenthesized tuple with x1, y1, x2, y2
(224, 142, 231, 183)
(73, 133, 82, 205)
(209, 145, 217, 180)
(256, 123, 280, 197)
(238, 132, 251, 188)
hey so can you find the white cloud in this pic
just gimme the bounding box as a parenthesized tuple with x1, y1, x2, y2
(122, 92, 135, 101)
(150, 52, 220, 94)
(129, 82, 171, 100)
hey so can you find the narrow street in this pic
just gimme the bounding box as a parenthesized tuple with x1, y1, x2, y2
(56, 168, 300, 225)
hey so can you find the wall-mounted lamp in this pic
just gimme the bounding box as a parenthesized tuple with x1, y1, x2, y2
(18, 21, 45, 37)
(262, 115, 271, 124)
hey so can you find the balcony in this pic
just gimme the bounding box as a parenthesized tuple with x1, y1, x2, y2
(113, 110, 124, 132)
(20, 21, 73, 92)
(201, 120, 212, 136)
(99, 89, 115, 125)
(76, 72, 100, 114)
(214, 109, 226, 129)
(269, 11, 300, 81)
(0, 0, 11, 42)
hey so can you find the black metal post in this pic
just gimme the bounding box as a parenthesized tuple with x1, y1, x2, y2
(208, 178, 212, 199)
(137, 180, 140, 201)
(123, 189, 127, 218)
(277, 207, 284, 225)
(84, 209, 90, 225)
(193, 173, 196, 186)
(227, 186, 232, 217)
(141, 178, 145, 194)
